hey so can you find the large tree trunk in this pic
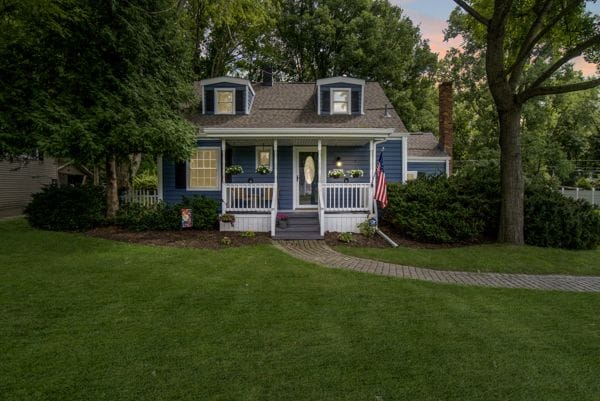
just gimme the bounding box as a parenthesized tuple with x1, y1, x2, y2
(498, 106, 524, 245)
(106, 154, 119, 219)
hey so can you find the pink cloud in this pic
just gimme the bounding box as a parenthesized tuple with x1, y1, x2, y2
(403, 10, 461, 58)
(402, 7, 598, 77)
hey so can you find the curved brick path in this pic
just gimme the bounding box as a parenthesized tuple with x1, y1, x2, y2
(274, 240, 600, 292)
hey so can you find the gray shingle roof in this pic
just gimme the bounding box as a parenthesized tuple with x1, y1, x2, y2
(190, 81, 407, 132)
(408, 132, 448, 157)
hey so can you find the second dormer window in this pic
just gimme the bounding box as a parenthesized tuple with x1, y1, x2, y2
(216, 89, 234, 114)
(331, 89, 350, 114)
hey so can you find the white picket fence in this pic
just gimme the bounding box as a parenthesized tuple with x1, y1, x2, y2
(125, 189, 160, 206)
(559, 187, 598, 206)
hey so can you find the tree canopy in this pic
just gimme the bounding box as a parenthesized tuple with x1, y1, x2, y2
(448, 0, 600, 244)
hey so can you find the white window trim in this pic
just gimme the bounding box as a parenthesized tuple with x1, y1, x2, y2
(214, 88, 235, 115)
(186, 147, 221, 191)
(330, 88, 351, 115)
(255, 146, 273, 169)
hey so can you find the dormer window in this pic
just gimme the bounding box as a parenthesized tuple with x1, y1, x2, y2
(215, 89, 234, 114)
(331, 89, 351, 114)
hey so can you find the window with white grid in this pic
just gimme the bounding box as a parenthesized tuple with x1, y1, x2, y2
(188, 148, 219, 190)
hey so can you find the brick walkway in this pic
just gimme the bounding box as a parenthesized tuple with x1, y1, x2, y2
(274, 240, 600, 292)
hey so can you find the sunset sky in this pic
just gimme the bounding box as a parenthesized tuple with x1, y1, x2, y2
(393, 0, 600, 77)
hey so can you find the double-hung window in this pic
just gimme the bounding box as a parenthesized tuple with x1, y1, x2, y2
(188, 148, 220, 190)
(331, 89, 351, 114)
(215, 89, 234, 114)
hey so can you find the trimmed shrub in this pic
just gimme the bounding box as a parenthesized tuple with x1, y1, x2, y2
(385, 177, 488, 243)
(525, 185, 600, 250)
(25, 184, 106, 230)
(383, 166, 600, 249)
(115, 202, 181, 231)
(181, 195, 219, 230)
(115, 195, 218, 231)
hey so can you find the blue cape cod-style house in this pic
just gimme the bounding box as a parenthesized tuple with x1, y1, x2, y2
(158, 73, 452, 239)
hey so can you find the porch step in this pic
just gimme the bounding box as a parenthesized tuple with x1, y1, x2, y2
(274, 212, 322, 240)
(273, 231, 323, 240)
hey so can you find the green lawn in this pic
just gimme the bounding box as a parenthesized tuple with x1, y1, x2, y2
(336, 243, 600, 276)
(1, 219, 599, 401)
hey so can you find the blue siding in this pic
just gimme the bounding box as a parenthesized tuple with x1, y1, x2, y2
(203, 82, 247, 115)
(407, 161, 446, 176)
(327, 145, 370, 183)
(320, 83, 363, 115)
(376, 139, 403, 183)
(162, 140, 223, 209)
(229, 146, 274, 184)
(277, 146, 293, 210)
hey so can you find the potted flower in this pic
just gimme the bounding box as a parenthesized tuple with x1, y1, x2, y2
(276, 213, 289, 228)
(347, 169, 364, 178)
(256, 165, 272, 175)
(219, 213, 236, 228)
(328, 169, 345, 179)
(225, 165, 244, 176)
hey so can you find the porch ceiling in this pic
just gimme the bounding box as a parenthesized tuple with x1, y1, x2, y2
(223, 137, 382, 146)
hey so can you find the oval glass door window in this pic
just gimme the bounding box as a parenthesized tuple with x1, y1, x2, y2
(304, 155, 315, 184)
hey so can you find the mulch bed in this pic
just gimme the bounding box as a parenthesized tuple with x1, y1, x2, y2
(86, 226, 271, 249)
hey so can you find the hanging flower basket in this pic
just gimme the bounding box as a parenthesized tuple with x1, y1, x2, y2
(328, 169, 345, 179)
(256, 165, 272, 175)
(225, 165, 243, 175)
(347, 169, 364, 178)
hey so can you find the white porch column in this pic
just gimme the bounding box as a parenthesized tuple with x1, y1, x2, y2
(221, 139, 226, 212)
(317, 139, 322, 182)
(273, 139, 278, 183)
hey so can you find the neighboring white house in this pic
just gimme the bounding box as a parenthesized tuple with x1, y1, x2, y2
(0, 158, 58, 218)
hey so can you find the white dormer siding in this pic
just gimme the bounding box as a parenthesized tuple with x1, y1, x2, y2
(200, 77, 255, 115)
(316, 77, 365, 116)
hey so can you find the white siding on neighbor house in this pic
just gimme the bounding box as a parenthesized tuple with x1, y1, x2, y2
(0, 159, 58, 216)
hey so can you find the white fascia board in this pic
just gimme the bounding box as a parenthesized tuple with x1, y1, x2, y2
(388, 132, 410, 138)
(200, 127, 395, 136)
(407, 156, 451, 161)
(316, 76, 365, 86)
(200, 77, 255, 96)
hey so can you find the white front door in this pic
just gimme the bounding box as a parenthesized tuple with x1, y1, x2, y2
(293, 146, 326, 210)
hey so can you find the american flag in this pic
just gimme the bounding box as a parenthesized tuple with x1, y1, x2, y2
(375, 152, 388, 208)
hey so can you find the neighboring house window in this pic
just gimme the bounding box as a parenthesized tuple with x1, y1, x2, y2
(189, 148, 220, 190)
(256, 146, 273, 169)
(406, 171, 418, 181)
(331, 89, 351, 114)
(215, 89, 234, 114)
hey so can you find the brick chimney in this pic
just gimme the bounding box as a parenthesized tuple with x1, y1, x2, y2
(439, 81, 453, 175)
(262, 66, 273, 86)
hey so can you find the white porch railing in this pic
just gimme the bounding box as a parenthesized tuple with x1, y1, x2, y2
(223, 183, 276, 212)
(318, 183, 325, 236)
(321, 183, 372, 212)
(125, 189, 160, 206)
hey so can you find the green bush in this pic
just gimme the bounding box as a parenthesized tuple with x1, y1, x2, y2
(115, 202, 181, 231)
(116, 195, 219, 231)
(385, 176, 488, 243)
(25, 184, 106, 230)
(181, 195, 219, 230)
(525, 186, 600, 250)
(133, 171, 158, 190)
(383, 165, 600, 249)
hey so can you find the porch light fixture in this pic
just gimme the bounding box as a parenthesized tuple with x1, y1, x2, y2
(335, 157, 342, 167)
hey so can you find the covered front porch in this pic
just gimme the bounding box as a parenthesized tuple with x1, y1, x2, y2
(212, 130, 396, 238)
